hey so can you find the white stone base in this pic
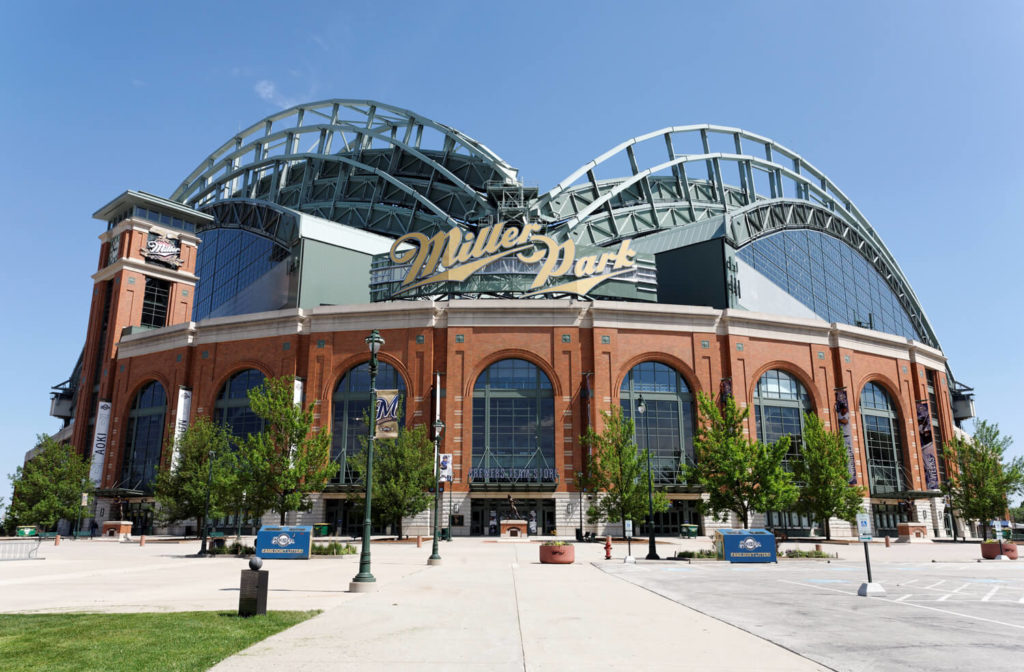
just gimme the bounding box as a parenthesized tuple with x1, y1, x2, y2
(858, 582, 886, 596)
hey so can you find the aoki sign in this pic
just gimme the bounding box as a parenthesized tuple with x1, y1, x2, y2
(388, 221, 637, 296)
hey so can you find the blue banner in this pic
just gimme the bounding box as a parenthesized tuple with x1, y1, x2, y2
(255, 526, 312, 559)
(916, 400, 939, 490)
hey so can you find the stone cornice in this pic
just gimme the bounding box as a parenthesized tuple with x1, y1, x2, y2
(91, 257, 198, 285)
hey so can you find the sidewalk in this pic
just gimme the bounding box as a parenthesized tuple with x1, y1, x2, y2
(211, 540, 827, 671)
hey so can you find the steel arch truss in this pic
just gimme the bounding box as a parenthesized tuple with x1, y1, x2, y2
(171, 100, 519, 235)
(533, 124, 938, 348)
(199, 200, 301, 249)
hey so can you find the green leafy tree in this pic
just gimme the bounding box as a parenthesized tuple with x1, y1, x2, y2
(683, 392, 797, 529)
(350, 423, 434, 538)
(241, 376, 338, 525)
(152, 417, 234, 534)
(580, 408, 669, 536)
(792, 412, 864, 539)
(942, 420, 1024, 540)
(7, 435, 92, 531)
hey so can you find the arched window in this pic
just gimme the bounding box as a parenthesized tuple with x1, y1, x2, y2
(121, 381, 167, 492)
(214, 369, 266, 441)
(619, 362, 694, 485)
(471, 359, 555, 485)
(331, 361, 407, 484)
(861, 382, 904, 494)
(754, 370, 813, 532)
(753, 370, 812, 469)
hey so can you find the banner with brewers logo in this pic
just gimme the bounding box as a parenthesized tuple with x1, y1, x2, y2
(88, 400, 112, 485)
(916, 400, 939, 490)
(834, 388, 857, 484)
(375, 389, 401, 439)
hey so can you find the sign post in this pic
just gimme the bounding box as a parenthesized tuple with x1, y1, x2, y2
(856, 513, 885, 596)
(624, 520, 635, 563)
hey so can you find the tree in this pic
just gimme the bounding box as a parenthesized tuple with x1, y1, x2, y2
(792, 412, 864, 539)
(349, 423, 434, 538)
(942, 420, 1024, 540)
(683, 392, 797, 529)
(240, 376, 338, 524)
(152, 417, 234, 534)
(7, 435, 92, 531)
(580, 408, 669, 536)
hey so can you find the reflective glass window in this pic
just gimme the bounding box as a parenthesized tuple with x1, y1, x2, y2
(121, 381, 167, 492)
(860, 382, 904, 494)
(737, 230, 923, 343)
(193, 228, 290, 321)
(471, 359, 555, 484)
(141, 277, 170, 328)
(620, 362, 694, 485)
(214, 369, 266, 441)
(331, 362, 406, 485)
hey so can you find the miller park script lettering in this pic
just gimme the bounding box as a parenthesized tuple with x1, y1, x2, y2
(388, 221, 637, 296)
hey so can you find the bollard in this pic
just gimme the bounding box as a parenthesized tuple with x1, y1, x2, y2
(885, 536, 891, 548)
(815, 544, 822, 553)
(239, 557, 269, 617)
(604, 535, 612, 560)
(55, 535, 61, 546)
(416, 535, 422, 548)
(140, 535, 146, 547)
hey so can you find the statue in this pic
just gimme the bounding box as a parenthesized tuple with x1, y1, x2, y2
(507, 494, 522, 520)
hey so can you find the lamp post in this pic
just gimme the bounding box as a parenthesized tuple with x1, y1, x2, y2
(429, 419, 446, 565)
(636, 395, 660, 560)
(351, 329, 384, 592)
(199, 449, 215, 556)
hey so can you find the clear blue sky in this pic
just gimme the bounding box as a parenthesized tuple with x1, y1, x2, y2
(2, 2, 1022, 506)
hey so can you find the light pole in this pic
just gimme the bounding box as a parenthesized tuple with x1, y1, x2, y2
(199, 449, 215, 556)
(429, 419, 446, 565)
(351, 329, 384, 592)
(636, 395, 659, 560)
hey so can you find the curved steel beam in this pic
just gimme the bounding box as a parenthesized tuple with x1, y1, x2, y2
(172, 99, 517, 205)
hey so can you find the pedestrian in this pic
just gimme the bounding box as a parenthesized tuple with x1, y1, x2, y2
(90, 519, 98, 538)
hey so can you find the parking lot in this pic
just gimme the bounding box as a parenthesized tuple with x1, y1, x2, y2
(601, 550, 1024, 672)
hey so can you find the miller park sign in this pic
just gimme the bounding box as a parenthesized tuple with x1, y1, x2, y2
(372, 220, 654, 301)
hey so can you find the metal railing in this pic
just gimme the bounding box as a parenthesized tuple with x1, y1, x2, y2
(0, 538, 42, 561)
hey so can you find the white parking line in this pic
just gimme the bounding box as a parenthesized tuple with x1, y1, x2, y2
(779, 579, 1024, 631)
(903, 579, 919, 585)
(952, 583, 969, 593)
(923, 580, 946, 589)
(895, 594, 912, 602)
(982, 587, 1000, 602)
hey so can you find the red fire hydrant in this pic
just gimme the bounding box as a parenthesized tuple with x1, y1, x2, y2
(604, 535, 612, 560)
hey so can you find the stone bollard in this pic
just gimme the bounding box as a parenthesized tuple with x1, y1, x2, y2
(815, 544, 822, 553)
(55, 535, 61, 546)
(885, 536, 891, 548)
(416, 535, 422, 548)
(239, 557, 269, 617)
(140, 535, 146, 547)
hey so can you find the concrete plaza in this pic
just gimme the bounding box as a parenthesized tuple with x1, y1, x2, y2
(1, 535, 1021, 671)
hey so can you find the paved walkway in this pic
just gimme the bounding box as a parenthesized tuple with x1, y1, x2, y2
(1, 535, 996, 670)
(211, 540, 827, 671)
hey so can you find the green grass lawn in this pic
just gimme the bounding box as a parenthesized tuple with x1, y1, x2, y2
(0, 610, 319, 671)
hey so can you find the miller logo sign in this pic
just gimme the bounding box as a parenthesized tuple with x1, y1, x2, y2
(142, 235, 183, 268)
(388, 221, 637, 297)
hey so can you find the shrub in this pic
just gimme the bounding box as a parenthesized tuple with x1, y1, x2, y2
(312, 541, 357, 555)
(676, 549, 716, 559)
(209, 541, 255, 555)
(541, 540, 573, 547)
(783, 549, 832, 559)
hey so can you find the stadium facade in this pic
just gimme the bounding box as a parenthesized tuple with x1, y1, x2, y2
(48, 100, 976, 539)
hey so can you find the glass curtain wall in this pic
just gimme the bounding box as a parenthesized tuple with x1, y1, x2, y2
(619, 361, 694, 485)
(860, 382, 905, 494)
(121, 381, 167, 492)
(471, 359, 555, 485)
(330, 361, 406, 484)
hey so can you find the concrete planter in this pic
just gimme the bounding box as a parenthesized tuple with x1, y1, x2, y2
(539, 544, 575, 564)
(980, 541, 1017, 560)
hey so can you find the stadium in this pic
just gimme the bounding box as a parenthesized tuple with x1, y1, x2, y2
(48, 99, 975, 539)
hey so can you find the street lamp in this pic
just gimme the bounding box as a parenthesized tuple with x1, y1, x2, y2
(636, 395, 660, 560)
(199, 449, 215, 556)
(429, 418, 446, 565)
(351, 329, 384, 592)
